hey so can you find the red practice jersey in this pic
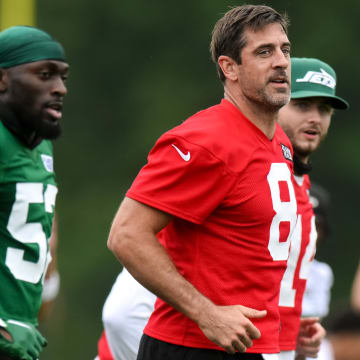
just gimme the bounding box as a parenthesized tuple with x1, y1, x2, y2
(127, 99, 298, 353)
(279, 174, 317, 350)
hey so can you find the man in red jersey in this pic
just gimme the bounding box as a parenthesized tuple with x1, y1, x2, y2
(277, 57, 349, 360)
(107, 5, 297, 360)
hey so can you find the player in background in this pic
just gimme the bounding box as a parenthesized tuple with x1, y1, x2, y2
(302, 183, 334, 360)
(0, 26, 69, 360)
(277, 57, 349, 360)
(95, 269, 155, 360)
(302, 183, 334, 321)
(303, 189, 360, 360)
(107, 4, 297, 360)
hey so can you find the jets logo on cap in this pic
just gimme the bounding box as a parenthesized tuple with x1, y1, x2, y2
(281, 144, 293, 161)
(296, 68, 336, 89)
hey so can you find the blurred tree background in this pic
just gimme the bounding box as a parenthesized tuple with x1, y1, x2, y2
(3, 0, 360, 358)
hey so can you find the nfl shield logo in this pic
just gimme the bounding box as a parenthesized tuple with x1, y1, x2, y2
(281, 144, 293, 161)
(41, 154, 54, 172)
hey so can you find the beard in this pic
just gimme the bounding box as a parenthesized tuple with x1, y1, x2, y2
(293, 144, 314, 159)
(6, 78, 63, 141)
(256, 86, 290, 111)
(292, 134, 325, 159)
(242, 83, 290, 113)
(36, 116, 62, 139)
(12, 104, 62, 140)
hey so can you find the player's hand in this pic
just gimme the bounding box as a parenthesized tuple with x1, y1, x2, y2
(296, 317, 326, 358)
(197, 303, 267, 354)
(0, 319, 47, 360)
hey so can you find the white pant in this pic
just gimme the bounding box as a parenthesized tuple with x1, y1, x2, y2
(278, 351, 295, 360)
(263, 354, 280, 360)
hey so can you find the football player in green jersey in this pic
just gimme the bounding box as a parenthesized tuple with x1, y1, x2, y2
(0, 26, 69, 360)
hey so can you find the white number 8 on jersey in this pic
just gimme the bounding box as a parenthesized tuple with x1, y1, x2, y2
(267, 163, 297, 261)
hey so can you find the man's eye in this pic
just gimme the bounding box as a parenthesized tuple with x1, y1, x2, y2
(294, 102, 309, 110)
(319, 105, 333, 114)
(282, 48, 291, 56)
(259, 49, 270, 56)
(39, 71, 51, 79)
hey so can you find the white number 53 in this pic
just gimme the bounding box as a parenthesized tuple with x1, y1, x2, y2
(6, 183, 57, 284)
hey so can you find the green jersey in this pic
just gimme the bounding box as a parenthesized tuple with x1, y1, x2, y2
(0, 121, 57, 325)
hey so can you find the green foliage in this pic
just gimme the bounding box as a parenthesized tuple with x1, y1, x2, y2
(36, 0, 360, 358)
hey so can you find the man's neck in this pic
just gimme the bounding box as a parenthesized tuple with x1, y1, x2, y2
(0, 103, 43, 149)
(293, 154, 312, 175)
(224, 88, 278, 140)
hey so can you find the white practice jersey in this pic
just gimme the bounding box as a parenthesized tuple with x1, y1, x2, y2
(102, 268, 156, 360)
(316, 338, 334, 360)
(303, 259, 334, 360)
(302, 259, 334, 319)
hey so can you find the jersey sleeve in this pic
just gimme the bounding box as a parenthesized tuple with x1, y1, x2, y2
(127, 133, 236, 224)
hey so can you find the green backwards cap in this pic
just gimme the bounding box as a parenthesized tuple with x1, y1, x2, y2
(0, 25, 66, 69)
(291, 57, 349, 110)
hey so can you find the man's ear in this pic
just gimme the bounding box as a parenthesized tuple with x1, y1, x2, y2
(0, 69, 8, 92)
(217, 55, 239, 82)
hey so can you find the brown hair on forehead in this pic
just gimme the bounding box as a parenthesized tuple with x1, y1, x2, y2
(210, 5, 289, 83)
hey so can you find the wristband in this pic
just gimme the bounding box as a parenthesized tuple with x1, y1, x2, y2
(42, 271, 60, 302)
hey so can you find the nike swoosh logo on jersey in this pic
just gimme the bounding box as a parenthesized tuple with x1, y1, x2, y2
(171, 144, 191, 161)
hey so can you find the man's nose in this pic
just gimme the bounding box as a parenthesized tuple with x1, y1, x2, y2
(307, 107, 323, 124)
(273, 48, 289, 69)
(51, 76, 67, 97)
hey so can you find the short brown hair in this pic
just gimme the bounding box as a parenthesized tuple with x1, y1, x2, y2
(210, 5, 289, 82)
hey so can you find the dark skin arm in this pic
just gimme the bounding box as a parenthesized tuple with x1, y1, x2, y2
(38, 214, 59, 321)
